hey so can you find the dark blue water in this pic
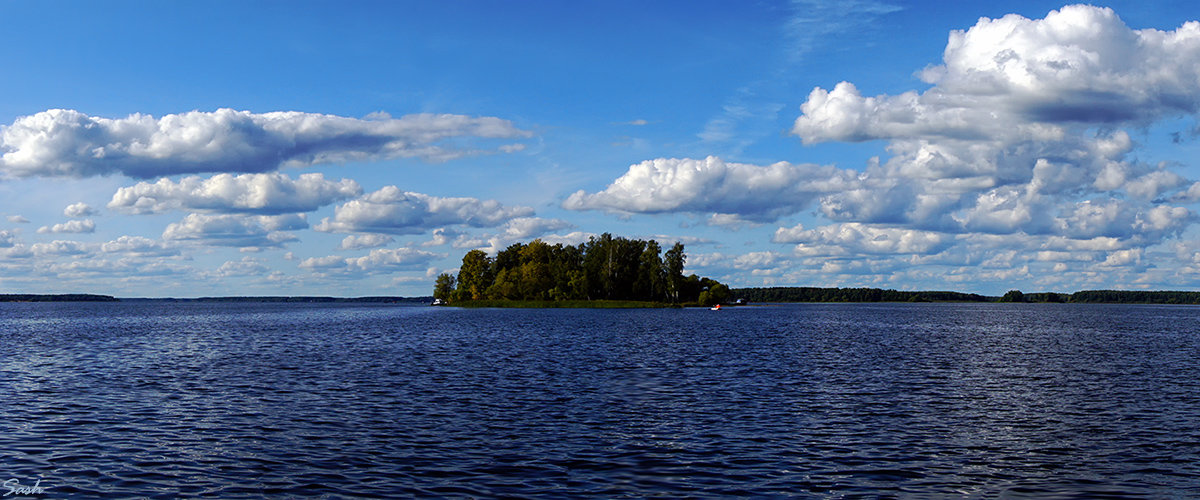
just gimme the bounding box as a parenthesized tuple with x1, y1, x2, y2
(2, 302, 1199, 497)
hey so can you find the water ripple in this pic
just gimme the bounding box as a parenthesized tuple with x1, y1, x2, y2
(1, 302, 1200, 496)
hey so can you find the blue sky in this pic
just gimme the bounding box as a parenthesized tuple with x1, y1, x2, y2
(2, 1, 1200, 297)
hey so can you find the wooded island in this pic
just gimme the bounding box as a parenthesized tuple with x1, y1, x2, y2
(433, 234, 728, 307)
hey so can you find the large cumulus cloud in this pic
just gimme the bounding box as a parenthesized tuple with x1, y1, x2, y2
(794, 5, 1200, 144)
(0, 108, 531, 178)
(786, 5, 1200, 249)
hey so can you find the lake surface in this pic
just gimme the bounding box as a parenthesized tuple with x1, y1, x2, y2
(1, 301, 1199, 497)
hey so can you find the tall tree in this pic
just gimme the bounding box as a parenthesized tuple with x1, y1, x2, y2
(433, 273, 455, 302)
(636, 240, 664, 301)
(583, 233, 614, 299)
(519, 239, 554, 300)
(664, 242, 686, 303)
(455, 249, 493, 301)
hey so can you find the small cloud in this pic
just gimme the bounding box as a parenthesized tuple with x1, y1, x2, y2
(422, 227, 464, 247)
(7, 215, 29, 223)
(706, 213, 760, 230)
(101, 235, 178, 256)
(345, 247, 442, 272)
(337, 234, 394, 251)
(109, 173, 361, 215)
(299, 255, 349, 271)
(64, 202, 97, 218)
(37, 219, 96, 234)
(456, 217, 576, 253)
(315, 186, 535, 235)
(208, 257, 271, 278)
(31, 240, 91, 256)
(564, 156, 855, 222)
(162, 213, 306, 248)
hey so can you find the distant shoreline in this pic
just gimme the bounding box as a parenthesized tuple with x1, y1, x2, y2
(0, 294, 119, 302)
(6, 289, 1200, 305)
(0, 294, 433, 303)
(731, 287, 1200, 305)
(453, 299, 676, 309)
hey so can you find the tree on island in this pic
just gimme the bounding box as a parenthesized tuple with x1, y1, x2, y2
(433, 273, 456, 302)
(433, 234, 727, 305)
(1000, 290, 1025, 303)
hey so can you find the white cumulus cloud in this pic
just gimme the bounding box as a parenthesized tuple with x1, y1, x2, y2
(0, 108, 532, 178)
(346, 247, 441, 271)
(163, 213, 306, 248)
(101, 235, 179, 256)
(774, 222, 952, 256)
(301, 247, 442, 274)
(795, 6, 1200, 144)
(209, 257, 271, 278)
(315, 186, 535, 235)
(299, 255, 349, 271)
(563, 156, 856, 221)
(37, 219, 95, 234)
(769, 3, 1200, 273)
(460, 217, 576, 254)
(337, 234, 394, 251)
(31, 240, 90, 256)
(64, 202, 97, 218)
(109, 172, 362, 215)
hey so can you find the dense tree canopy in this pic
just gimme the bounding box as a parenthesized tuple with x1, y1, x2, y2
(435, 234, 726, 305)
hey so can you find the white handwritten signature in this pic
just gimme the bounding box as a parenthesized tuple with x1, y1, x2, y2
(3, 478, 50, 496)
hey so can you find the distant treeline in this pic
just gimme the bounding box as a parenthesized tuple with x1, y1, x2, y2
(734, 287, 1200, 304)
(436, 234, 729, 305)
(0, 294, 119, 302)
(732, 287, 992, 303)
(1002, 289, 1200, 304)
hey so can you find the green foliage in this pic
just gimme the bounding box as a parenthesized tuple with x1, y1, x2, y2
(437, 234, 725, 305)
(705, 283, 730, 306)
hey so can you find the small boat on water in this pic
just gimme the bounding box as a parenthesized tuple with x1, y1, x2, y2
(710, 304, 721, 311)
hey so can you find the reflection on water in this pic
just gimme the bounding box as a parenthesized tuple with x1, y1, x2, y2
(1, 301, 1199, 496)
